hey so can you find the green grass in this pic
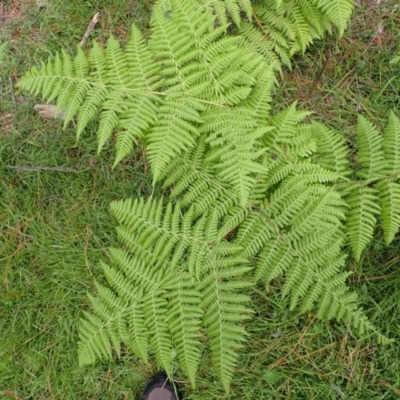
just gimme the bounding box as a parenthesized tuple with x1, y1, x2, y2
(1, 0, 400, 398)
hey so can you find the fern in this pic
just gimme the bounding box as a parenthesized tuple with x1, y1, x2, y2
(240, 0, 354, 67)
(344, 113, 400, 258)
(345, 185, 380, 261)
(199, 0, 252, 27)
(79, 198, 252, 391)
(159, 102, 388, 342)
(18, 0, 266, 185)
(17, 0, 399, 393)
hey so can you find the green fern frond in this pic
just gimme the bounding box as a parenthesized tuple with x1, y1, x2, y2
(147, 97, 204, 181)
(102, 263, 149, 361)
(17, 24, 162, 163)
(202, 107, 270, 205)
(377, 180, 400, 245)
(241, 65, 277, 124)
(19, 0, 273, 174)
(345, 185, 381, 261)
(79, 197, 252, 391)
(75, 42, 108, 139)
(198, 0, 252, 27)
(311, 122, 349, 176)
(238, 23, 284, 69)
(356, 114, 386, 180)
(289, 4, 313, 53)
(317, 0, 354, 36)
(164, 273, 203, 387)
(266, 102, 312, 147)
(382, 111, 400, 177)
(240, 0, 354, 68)
(254, 234, 293, 285)
(199, 259, 252, 392)
(289, 185, 346, 240)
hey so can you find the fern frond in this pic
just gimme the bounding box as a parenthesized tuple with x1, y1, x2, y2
(164, 273, 203, 388)
(202, 107, 270, 205)
(377, 180, 400, 245)
(147, 97, 204, 181)
(199, 0, 252, 27)
(78, 269, 146, 366)
(289, 4, 312, 53)
(311, 121, 349, 176)
(143, 289, 174, 372)
(345, 185, 380, 261)
(356, 114, 386, 180)
(240, 0, 353, 68)
(80, 197, 252, 391)
(238, 23, 284, 69)
(102, 262, 149, 361)
(113, 24, 163, 165)
(382, 111, 400, 177)
(17, 25, 162, 164)
(199, 258, 252, 393)
(265, 102, 312, 148)
(317, 0, 353, 36)
(75, 41, 108, 139)
(241, 65, 277, 124)
(255, 234, 293, 285)
(289, 185, 346, 241)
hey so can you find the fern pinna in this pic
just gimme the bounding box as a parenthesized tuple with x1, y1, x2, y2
(345, 112, 400, 260)
(17, 0, 396, 393)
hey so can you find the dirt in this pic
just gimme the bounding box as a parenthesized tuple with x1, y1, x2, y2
(0, 1, 23, 24)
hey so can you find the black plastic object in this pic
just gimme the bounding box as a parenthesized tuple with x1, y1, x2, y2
(141, 372, 183, 400)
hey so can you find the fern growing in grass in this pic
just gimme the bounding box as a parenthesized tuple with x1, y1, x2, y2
(17, 0, 399, 392)
(234, 0, 354, 68)
(345, 112, 400, 259)
(79, 197, 252, 391)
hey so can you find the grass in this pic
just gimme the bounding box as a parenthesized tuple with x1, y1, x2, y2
(1, 0, 400, 398)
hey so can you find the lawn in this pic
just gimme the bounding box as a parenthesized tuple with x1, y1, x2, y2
(1, 0, 400, 399)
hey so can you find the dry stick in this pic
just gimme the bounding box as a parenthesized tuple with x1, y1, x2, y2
(252, 11, 269, 39)
(308, 52, 330, 99)
(7, 165, 78, 173)
(79, 12, 100, 47)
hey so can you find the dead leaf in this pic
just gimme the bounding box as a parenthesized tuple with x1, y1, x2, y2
(34, 104, 66, 120)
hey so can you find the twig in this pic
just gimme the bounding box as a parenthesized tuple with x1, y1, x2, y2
(252, 11, 267, 37)
(80, 12, 100, 47)
(0, 176, 17, 186)
(308, 52, 330, 98)
(7, 165, 78, 173)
